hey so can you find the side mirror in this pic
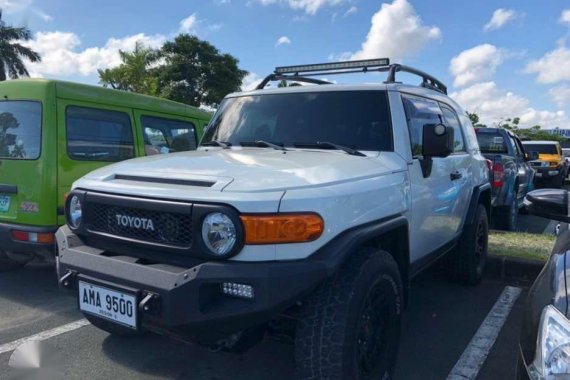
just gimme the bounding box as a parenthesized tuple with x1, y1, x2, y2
(524, 189, 570, 222)
(526, 151, 539, 161)
(422, 124, 454, 158)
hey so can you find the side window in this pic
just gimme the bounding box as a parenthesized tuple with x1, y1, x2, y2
(509, 135, 521, 157)
(440, 104, 465, 153)
(514, 138, 527, 159)
(401, 95, 442, 156)
(66, 106, 134, 161)
(140, 116, 197, 155)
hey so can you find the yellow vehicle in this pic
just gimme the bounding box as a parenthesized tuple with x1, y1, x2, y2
(522, 140, 568, 187)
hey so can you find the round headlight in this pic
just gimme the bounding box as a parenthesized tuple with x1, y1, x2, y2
(68, 195, 82, 228)
(201, 212, 237, 256)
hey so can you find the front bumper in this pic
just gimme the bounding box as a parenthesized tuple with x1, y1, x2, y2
(56, 226, 327, 343)
(0, 222, 57, 257)
(533, 167, 561, 181)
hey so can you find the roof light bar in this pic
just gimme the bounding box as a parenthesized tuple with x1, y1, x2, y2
(274, 58, 390, 75)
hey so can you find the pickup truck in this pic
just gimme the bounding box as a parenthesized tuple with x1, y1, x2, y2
(475, 128, 536, 231)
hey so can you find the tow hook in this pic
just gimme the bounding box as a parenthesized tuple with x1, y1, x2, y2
(59, 270, 76, 289)
(138, 292, 161, 316)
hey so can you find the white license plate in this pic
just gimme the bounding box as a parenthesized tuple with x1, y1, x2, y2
(535, 173, 543, 178)
(0, 195, 10, 213)
(79, 281, 137, 329)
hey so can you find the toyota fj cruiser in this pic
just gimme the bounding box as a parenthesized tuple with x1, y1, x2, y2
(56, 59, 491, 380)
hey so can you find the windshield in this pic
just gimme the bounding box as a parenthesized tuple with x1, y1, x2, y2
(475, 131, 507, 154)
(201, 91, 393, 151)
(523, 143, 558, 154)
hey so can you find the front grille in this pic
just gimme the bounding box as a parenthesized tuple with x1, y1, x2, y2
(89, 204, 192, 247)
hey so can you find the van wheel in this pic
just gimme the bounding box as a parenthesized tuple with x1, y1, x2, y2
(83, 313, 143, 337)
(0, 250, 31, 272)
(295, 248, 402, 380)
(447, 204, 488, 285)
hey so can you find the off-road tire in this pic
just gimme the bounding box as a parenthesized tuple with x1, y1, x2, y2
(448, 204, 488, 285)
(295, 248, 402, 380)
(83, 313, 142, 337)
(0, 250, 30, 272)
(494, 195, 518, 231)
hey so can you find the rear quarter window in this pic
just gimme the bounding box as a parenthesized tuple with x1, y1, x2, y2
(66, 106, 134, 162)
(475, 131, 508, 154)
(0, 101, 42, 160)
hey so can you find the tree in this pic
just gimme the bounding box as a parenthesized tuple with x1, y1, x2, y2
(0, 10, 41, 81)
(277, 80, 302, 88)
(156, 34, 247, 107)
(98, 42, 159, 96)
(466, 111, 486, 128)
(499, 117, 567, 142)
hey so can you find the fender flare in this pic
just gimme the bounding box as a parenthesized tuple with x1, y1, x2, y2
(464, 183, 491, 227)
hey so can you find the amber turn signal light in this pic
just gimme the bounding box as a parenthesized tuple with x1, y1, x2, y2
(240, 213, 324, 245)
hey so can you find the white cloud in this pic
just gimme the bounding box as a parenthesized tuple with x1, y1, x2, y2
(483, 8, 519, 31)
(450, 44, 506, 88)
(241, 72, 262, 91)
(525, 46, 570, 83)
(0, 0, 33, 14)
(254, 0, 346, 15)
(0, 0, 53, 21)
(550, 85, 570, 107)
(451, 81, 568, 128)
(348, 0, 441, 61)
(560, 9, 570, 25)
(343, 6, 357, 17)
(276, 36, 291, 46)
(179, 13, 199, 34)
(23, 31, 166, 78)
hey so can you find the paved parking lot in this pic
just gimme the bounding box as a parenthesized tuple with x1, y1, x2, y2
(0, 261, 531, 380)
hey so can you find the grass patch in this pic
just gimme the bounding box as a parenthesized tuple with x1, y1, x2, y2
(489, 230, 555, 262)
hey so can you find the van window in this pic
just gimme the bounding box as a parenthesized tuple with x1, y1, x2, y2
(66, 107, 134, 161)
(140, 116, 197, 155)
(401, 95, 442, 156)
(440, 104, 465, 153)
(0, 101, 41, 160)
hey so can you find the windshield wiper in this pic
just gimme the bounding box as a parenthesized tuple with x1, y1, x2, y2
(240, 140, 288, 151)
(201, 140, 231, 149)
(294, 141, 366, 157)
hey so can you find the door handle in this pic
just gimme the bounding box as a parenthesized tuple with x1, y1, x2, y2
(450, 171, 462, 181)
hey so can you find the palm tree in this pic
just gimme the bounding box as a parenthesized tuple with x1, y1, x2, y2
(0, 10, 41, 81)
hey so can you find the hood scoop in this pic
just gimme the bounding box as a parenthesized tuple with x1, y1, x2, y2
(113, 174, 216, 188)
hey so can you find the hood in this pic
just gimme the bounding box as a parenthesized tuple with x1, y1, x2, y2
(80, 148, 405, 193)
(538, 153, 562, 164)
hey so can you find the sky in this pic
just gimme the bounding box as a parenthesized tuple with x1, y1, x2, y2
(2, 0, 570, 129)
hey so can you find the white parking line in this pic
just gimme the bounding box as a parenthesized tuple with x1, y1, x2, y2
(446, 286, 522, 380)
(0, 319, 90, 355)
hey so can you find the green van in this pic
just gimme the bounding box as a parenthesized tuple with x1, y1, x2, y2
(0, 79, 210, 270)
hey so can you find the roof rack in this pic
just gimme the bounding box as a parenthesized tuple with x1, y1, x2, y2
(255, 58, 448, 94)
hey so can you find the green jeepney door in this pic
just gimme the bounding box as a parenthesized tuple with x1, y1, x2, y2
(56, 99, 140, 225)
(0, 95, 58, 228)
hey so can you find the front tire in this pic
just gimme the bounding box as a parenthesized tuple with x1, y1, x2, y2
(447, 204, 488, 285)
(0, 250, 31, 272)
(295, 248, 402, 380)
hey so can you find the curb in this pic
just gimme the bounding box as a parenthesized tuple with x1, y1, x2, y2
(486, 255, 545, 281)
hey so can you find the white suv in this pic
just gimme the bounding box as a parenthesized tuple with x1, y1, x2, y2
(57, 59, 490, 380)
